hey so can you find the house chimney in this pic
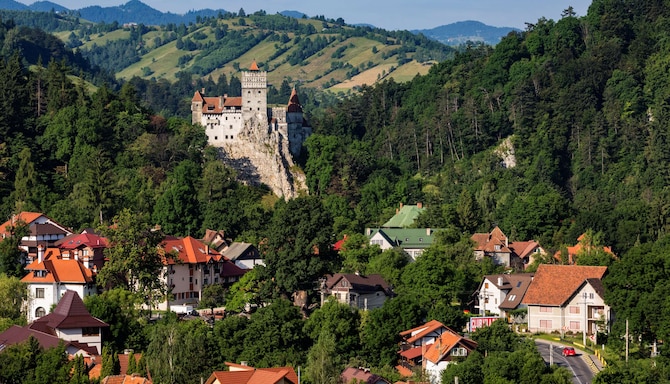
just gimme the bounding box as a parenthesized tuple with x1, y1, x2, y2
(498, 276, 503, 286)
(417, 202, 423, 209)
(37, 244, 44, 263)
(426, 228, 431, 236)
(399, 202, 403, 209)
(201, 88, 205, 94)
(240, 361, 248, 366)
(83, 255, 90, 269)
(74, 250, 79, 261)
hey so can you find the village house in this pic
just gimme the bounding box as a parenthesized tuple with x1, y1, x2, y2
(0, 211, 72, 265)
(158, 236, 246, 311)
(22, 247, 98, 322)
(320, 273, 393, 310)
(341, 367, 390, 384)
(396, 320, 477, 384)
(365, 203, 439, 260)
(554, 232, 616, 264)
(0, 290, 107, 356)
(474, 273, 534, 319)
(205, 362, 298, 384)
(471, 226, 545, 269)
(522, 264, 610, 336)
(220, 242, 263, 269)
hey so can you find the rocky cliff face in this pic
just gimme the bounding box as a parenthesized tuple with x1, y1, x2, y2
(218, 116, 307, 199)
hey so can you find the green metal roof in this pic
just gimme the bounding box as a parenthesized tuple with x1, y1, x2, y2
(369, 228, 438, 249)
(382, 205, 425, 228)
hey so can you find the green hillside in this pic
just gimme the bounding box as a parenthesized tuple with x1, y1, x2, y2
(71, 13, 452, 91)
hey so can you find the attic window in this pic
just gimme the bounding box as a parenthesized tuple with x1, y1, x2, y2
(516, 282, 522, 287)
(419, 238, 423, 242)
(494, 245, 501, 251)
(207, 106, 215, 110)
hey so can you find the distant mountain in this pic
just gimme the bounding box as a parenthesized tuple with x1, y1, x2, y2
(77, 0, 210, 25)
(0, 0, 28, 10)
(413, 20, 520, 46)
(279, 10, 307, 19)
(29, 1, 67, 12)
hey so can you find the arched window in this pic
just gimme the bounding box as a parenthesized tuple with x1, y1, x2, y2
(35, 307, 46, 318)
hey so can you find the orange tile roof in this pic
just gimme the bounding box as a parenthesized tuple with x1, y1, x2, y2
(395, 365, 413, 377)
(471, 226, 511, 253)
(553, 234, 615, 264)
(401, 320, 447, 344)
(521, 264, 607, 306)
(249, 60, 259, 71)
(0, 212, 44, 237)
(22, 256, 94, 284)
(206, 363, 298, 384)
(162, 236, 220, 264)
(423, 331, 462, 364)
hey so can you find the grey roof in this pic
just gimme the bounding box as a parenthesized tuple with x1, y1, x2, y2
(498, 274, 534, 310)
(220, 242, 258, 260)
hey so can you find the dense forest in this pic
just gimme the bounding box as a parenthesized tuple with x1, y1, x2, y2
(1, 0, 670, 382)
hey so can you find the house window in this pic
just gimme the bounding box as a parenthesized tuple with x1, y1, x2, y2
(539, 320, 552, 329)
(82, 327, 100, 336)
(484, 283, 489, 289)
(569, 306, 580, 314)
(450, 347, 467, 357)
(494, 244, 501, 251)
(589, 293, 594, 299)
(570, 321, 580, 330)
(540, 306, 552, 313)
(35, 288, 44, 298)
(35, 307, 46, 318)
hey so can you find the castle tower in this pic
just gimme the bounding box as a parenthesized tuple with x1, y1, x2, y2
(285, 87, 312, 156)
(191, 89, 204, 125)
(241, 60, 267, 123)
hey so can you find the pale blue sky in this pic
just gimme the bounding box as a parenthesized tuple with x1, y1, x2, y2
(19, 0, 593, 30)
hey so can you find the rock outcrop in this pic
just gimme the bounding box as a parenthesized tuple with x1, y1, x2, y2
(219, 116, 307, 199)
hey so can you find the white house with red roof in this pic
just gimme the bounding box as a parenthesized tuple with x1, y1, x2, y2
(471, 227, 545, 269)
(396, 320, 477, 383)
(0, 211, 72, 264)
(158, 236, 246, 310)
(320, 273, 393, 310)
(522, 264, 609, 335)
(22, 247, 97, 322)
(0, 290, 107, 356)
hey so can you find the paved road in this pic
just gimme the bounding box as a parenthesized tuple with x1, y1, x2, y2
(535, 339, 596, 384)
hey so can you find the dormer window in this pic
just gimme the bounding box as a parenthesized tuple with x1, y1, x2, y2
(494, 244, 501, 251)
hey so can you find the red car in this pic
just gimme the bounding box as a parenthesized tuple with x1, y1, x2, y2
(562, 347, 576, 356)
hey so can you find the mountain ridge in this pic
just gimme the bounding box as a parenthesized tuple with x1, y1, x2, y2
(0, 0, 515, 43)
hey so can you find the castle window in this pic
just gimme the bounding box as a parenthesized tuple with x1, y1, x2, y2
(247, 90, 251, 94)
(214, 136, 218, 140)
(225, 135, 228, 139)
(230, 125, 233, 129)
(231, 135, 234, 139)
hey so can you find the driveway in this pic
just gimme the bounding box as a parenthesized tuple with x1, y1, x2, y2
(534, 339, 597, 384)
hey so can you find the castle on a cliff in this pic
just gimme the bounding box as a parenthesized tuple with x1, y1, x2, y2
(191, 61, 312, 156)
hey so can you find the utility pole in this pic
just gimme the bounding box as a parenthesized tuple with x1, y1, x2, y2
(549, 342, 554, 366)
(625, 319, 629, 363)
(578, 292, 593, 347)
